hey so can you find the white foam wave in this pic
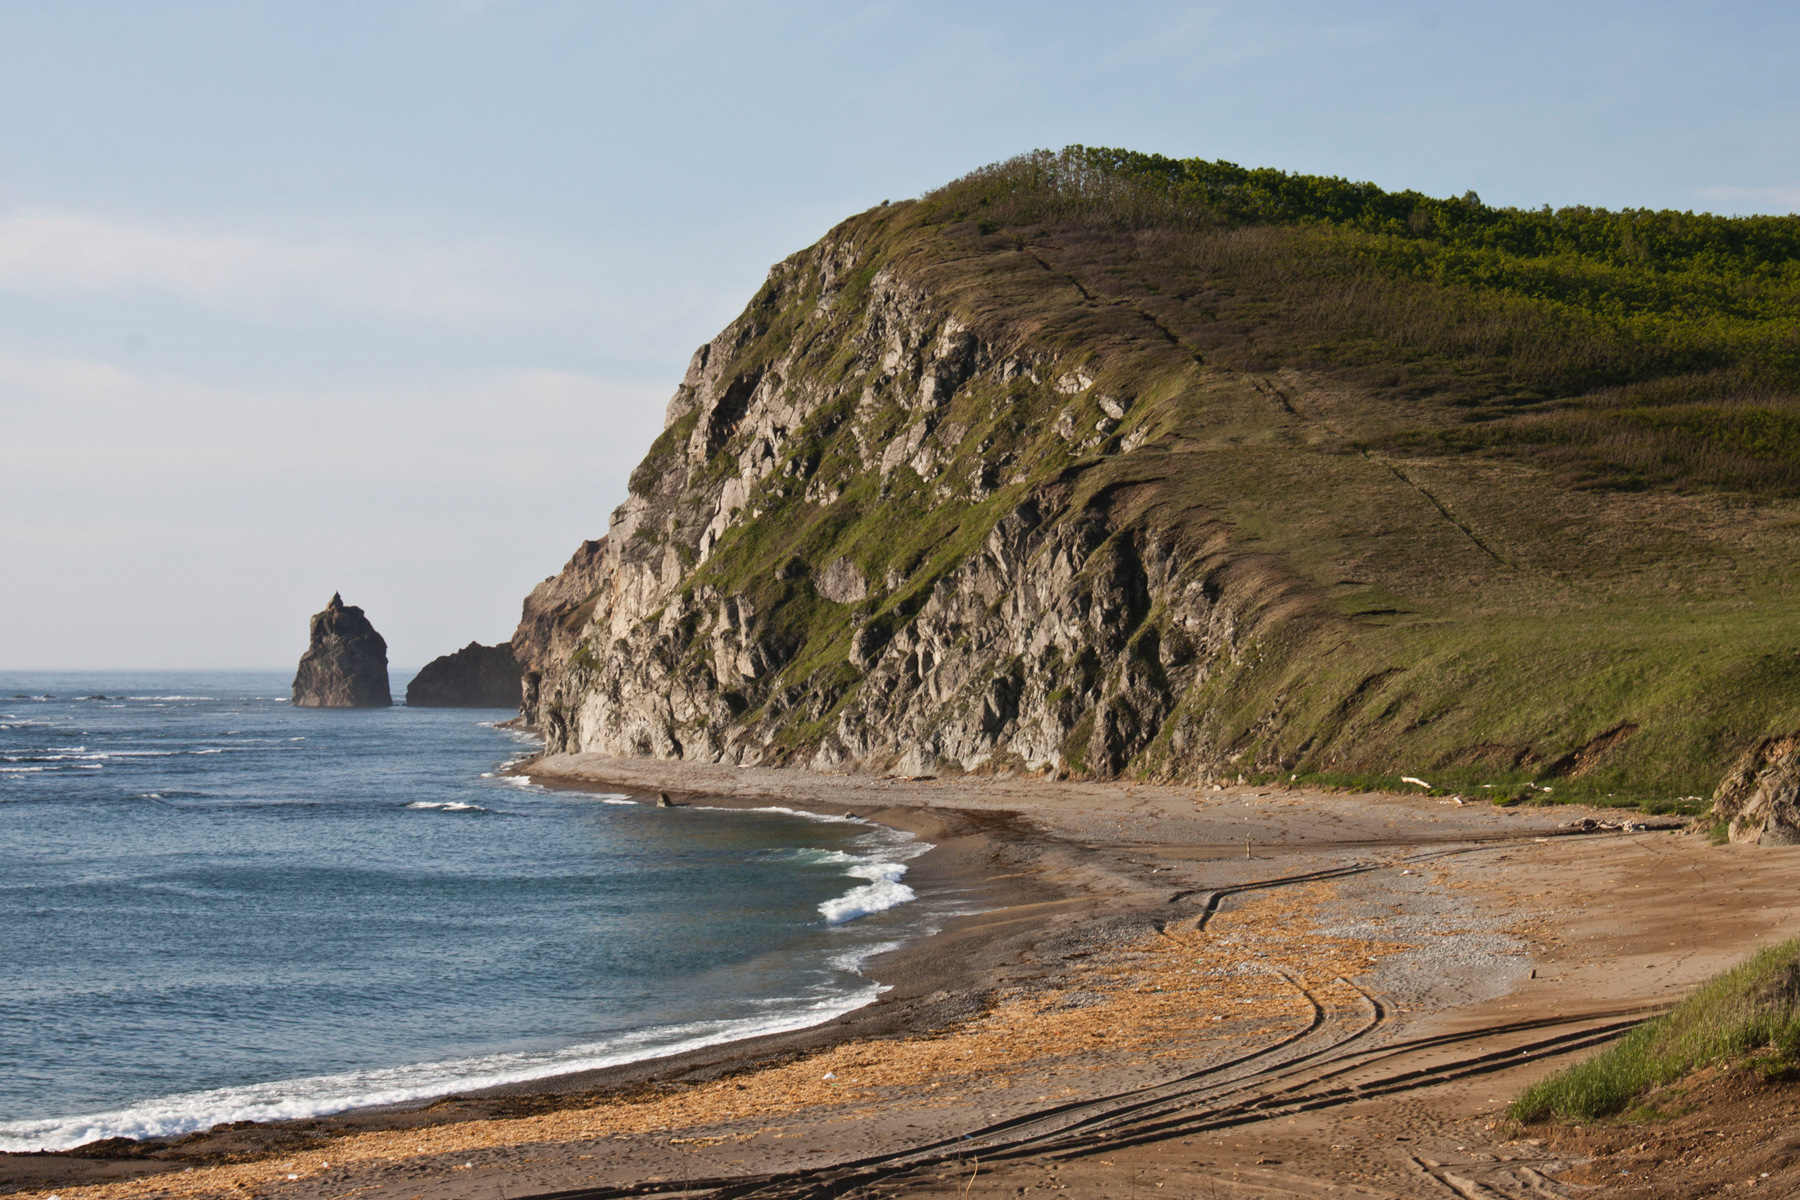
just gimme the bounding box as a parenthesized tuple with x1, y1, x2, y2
(0, 986, 879, 1152)
(403, 801, 486, 812)
(694, 803, 866, 825)
(827, 940, 904, 974)
(685, 805, 929, 926)
(819, 859, 918, 924)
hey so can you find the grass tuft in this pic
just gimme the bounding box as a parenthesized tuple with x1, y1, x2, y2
(1510, 938, 1800, 1123)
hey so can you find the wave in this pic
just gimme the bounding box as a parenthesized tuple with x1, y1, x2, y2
(689, 806, 928, 926)
(403, 801, 487, 813)
(827, 939, 905, 974)
(698, 803, 866, 825)
(819, 858, 918, 924)
(812, 830, 931, 926)
(0, 985, 880, 1153)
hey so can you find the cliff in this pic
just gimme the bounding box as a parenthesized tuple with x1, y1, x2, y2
(405, 642, 521, 708)
(513, 538, 611, 724)
(517, 149, 1800, 805)
(292, 593, 392, 708)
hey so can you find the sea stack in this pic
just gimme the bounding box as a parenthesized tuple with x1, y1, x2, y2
(405, 642, 522, 708)
(292, 593, 392, 708)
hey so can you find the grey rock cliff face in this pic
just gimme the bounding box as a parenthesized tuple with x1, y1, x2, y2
(512, 538, 611, 724)
(292, 593, 392, 708)
(1712, 736, 1800, 844)
(405, 642, 521, 708)
(513, 219, 1298, 781)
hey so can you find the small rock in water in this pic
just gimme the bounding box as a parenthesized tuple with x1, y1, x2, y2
(405, 642, 521, 708)
(655, 791, 685, 807)
(291, 593, 391, 708)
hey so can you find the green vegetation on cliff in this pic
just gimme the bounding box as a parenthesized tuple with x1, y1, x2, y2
(537, 147, 1800, 807)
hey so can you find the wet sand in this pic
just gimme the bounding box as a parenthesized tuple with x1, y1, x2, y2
(6, 758, 1790, 1200)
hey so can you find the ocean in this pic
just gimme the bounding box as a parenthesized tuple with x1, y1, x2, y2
(0, 671, 944, 1153)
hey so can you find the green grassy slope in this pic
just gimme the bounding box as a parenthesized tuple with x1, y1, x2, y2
(1511, 938, 1800, 1122)
(615, 148, 1800, 806)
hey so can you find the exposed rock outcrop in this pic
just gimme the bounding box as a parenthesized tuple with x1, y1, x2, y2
(512, 538, 611, 725)
(292, 593, 391, 708)
(405, 642, 521, 708)
(518, 216, 1306, 779)
(815, 557, 868, 604)
(511, 173, 1798, 793)
(1712, 736, 1800, 844)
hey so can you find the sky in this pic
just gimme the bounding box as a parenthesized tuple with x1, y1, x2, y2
(1, 1, 1795, 670)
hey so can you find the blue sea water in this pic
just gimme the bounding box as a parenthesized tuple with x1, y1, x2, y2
(0, 671, 942, 1152)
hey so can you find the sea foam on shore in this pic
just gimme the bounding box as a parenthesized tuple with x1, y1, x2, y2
(1, 675, 944, 1155)
(0, 991, 881, 1152)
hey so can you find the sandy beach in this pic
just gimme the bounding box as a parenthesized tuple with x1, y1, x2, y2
(7, 758, 1798, 1200)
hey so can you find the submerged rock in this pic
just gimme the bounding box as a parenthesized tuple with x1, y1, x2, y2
(405, 642, 522, 708)
(292, 593, 392, 708)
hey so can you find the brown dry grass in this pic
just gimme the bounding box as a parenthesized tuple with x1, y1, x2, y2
(15, 888, 1404, 1200)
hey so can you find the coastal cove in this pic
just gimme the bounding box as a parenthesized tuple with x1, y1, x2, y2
(14, 760, 1799, 1200)
(0, 673, 953, 1156)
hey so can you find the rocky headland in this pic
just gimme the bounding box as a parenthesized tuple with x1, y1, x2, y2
(505, 149, 1800, 810)
(405, 642, 521, 708)
(292, 593, 392, 708)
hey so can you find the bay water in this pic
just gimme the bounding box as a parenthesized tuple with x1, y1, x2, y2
(0, 671, 941, 1152)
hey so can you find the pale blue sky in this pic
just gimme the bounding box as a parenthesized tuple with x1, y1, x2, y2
(2, 1, 1794, 669)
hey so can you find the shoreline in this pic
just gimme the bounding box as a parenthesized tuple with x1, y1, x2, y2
(0, 756, 1089, 1193)
(6, 756, 1766, 1200)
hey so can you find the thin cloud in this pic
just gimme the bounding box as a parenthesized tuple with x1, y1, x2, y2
(0, 211, 588, 325)
(0, 345, 664, 482)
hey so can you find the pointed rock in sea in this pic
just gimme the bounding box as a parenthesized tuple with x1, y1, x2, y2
(292, 592, 392, 708)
